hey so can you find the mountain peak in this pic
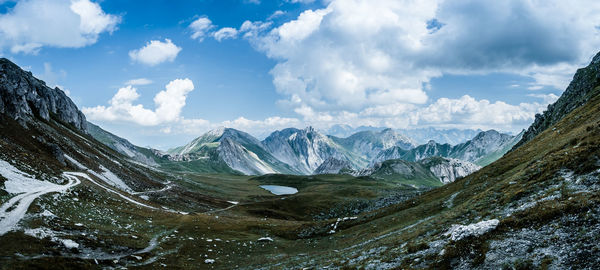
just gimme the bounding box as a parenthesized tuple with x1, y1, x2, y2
(304, 126, 316, 133)
(207, 126, 226, 137)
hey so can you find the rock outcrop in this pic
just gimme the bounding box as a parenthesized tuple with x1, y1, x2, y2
(313, 157, 354, 174)
(0, 58, 87, 131)
(513, 51, 600, 150)
(419, 157, 481, 184)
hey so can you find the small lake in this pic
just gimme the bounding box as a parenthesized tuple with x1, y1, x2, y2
(259, 185, 298, 195)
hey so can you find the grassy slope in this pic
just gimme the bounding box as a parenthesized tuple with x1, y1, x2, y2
(264, 86, 600, 268)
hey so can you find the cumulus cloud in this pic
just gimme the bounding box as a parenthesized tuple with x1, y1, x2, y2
(0, 0, 120, 54)
(213, 27, 238, 42)
(230, 0, 600, 132)
(413, 95, 548, 129)
(189, 17, 214, 41)
(83, 78, 194, 126)
(129, 39, 181, 66)
(125, 78, 153, 86)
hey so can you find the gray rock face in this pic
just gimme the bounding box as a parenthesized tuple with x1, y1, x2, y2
(262, 127, 347, 174)
(513, 51, 600, 150)
(313, 157, 353, 174)
(0, 58, 87, 131)
(419, 157, 481, 184)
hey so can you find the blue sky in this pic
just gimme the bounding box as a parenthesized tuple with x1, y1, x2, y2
(1, 0, 599, 149)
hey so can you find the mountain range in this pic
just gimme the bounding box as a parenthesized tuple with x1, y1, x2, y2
(127, 125, 516, 181)
(87, 120, 518, 182)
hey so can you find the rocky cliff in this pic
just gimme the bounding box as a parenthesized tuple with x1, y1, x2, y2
(0, 58, 87, 131)
(513, 51, 600, 149)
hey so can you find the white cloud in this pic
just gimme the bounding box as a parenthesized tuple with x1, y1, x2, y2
(0, 0, 119, 54)
(189, 17, 214, 41)
(125, 78, 153, 86)
(268, 10, 286, 20)
(213, 27, 238, 42)
(527, 93, 559, 104)
(414, 95, 547, 129)
(83, 78, 195, 126)
(128, 39, 181, 66)
(233, 0, 600, 132)
(287, 0, 316, 3)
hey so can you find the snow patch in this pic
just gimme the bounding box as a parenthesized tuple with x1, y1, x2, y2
(0, 160, 80, 235)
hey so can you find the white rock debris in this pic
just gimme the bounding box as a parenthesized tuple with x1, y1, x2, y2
(258, 237, 274, 242)
(445, 219, 500, 241)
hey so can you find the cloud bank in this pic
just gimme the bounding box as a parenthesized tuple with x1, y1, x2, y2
(0, 0, 120, 54)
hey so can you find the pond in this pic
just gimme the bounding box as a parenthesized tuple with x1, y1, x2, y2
(259, 185, 298, 195)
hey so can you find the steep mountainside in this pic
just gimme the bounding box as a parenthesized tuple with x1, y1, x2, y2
(330, 128, 415, 167)
(450, 130, 514, 163)
(167, 127, 298, 175)
(262, 127, 347, 174)
(313, 157, 354, 174)
(475, 130, 524, 166)
(87, 122, 158, 166)
(514, 51, 600, 149)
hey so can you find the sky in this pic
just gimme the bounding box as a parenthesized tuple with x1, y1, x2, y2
(1, 0, 599, 150)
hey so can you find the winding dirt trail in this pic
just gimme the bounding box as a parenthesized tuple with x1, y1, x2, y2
(0, 160, 81, 235)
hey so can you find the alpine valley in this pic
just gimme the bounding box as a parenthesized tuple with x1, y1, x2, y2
(1, 48, 600, 270)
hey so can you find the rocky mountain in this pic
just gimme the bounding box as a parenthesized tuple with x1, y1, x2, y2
(87, 122, 158, 166)
(324, 125, 482, 145)
(353, 157, 480, 186)
(0, 58, 86, 131)
(372, 130, 519, 166)
(313, 157, 354, 174)
(397, 127, 483, 145)
(514, 51, 600, 149)
(329, 128, 416, 167)
(450, 130, 516, 164)
(262, 127, 347, 174)
(474, 129, 524, 166)
(418, 156, 481, 184)
(167, 127, 297, 175)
